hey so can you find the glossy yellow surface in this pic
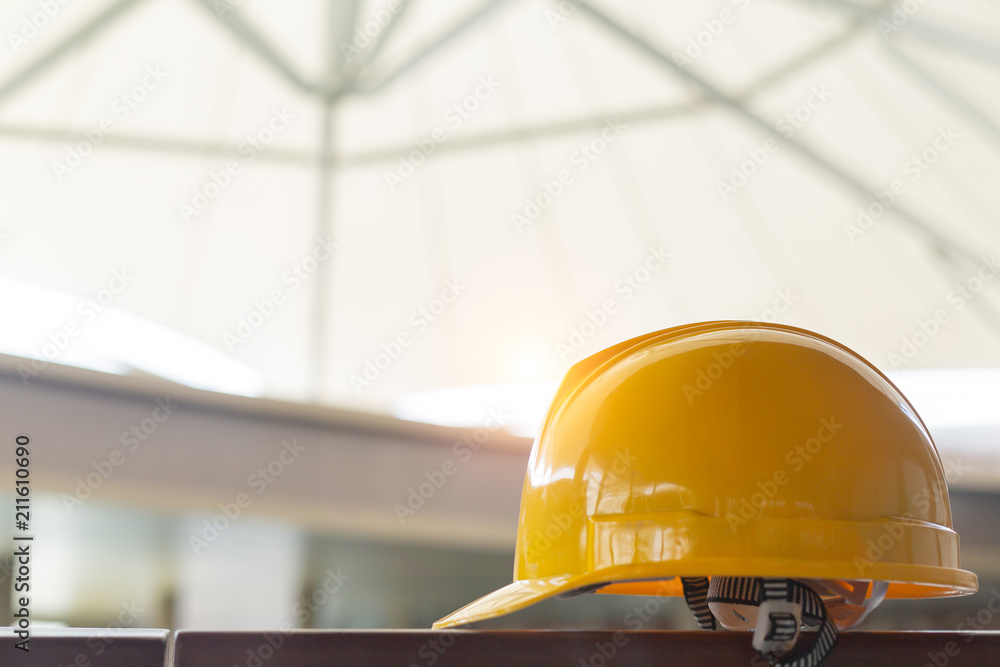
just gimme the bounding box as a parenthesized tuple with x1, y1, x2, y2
(434, 322, 977, 629)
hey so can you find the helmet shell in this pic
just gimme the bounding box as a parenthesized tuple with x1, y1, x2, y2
(435, 322, 977, 629)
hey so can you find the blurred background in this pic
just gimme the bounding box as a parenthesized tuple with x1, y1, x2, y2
(1, 0, 1000, 634)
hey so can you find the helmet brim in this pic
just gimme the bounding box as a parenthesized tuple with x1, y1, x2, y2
(433, 574, 591, 629)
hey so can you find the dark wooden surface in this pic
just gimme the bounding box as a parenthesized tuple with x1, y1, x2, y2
(173, 630, 1000, 666)
(0, 628, 170, 666)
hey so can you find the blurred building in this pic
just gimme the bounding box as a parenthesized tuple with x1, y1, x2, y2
(1, 0, 1000, 635)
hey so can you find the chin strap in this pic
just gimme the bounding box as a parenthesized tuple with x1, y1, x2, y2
(682, 577, 838, 667)
(756, 578, 838, 667)
(681, 577, 717, 631)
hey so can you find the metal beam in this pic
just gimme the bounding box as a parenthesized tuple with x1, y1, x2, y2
(344, 0, 417, 79)
(0, 101, 705, 165)
(188, 0, 325, 97)
(736, 22, 864, 99)
(330, 0, 364, 86)
(0, 0, 149, 106)
(576, 2, 988, 270)
(343, 100, 711, 164)
(803, 0, 1000, 67)
(311, 0, 342, 402)
(0, 123, 316, 164)
(579, 2, 1000, 337)
(349, 0, 512, 96)
(886, 45, 1000, 153)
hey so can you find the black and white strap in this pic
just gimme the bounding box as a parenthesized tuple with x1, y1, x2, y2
(757, 578, 838, 667)
(683, 577, 838, 667)
(680, 577, 717, 631)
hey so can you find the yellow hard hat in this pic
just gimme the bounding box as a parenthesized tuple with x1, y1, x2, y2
(434, 322, 977, 665)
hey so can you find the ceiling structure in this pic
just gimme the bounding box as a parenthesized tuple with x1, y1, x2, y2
(4, 1, 1000, 630)
(2, 0, 1000, 426)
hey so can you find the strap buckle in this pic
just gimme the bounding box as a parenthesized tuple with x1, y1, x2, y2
(752, 600, 801, 656)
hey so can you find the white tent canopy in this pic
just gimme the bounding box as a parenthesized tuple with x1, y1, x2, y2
(3, 0, 1000, 421)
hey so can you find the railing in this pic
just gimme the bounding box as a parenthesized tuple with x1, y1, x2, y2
(4, 629, 1000, 666)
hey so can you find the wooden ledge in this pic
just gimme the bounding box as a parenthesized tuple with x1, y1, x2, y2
(173, 630, 1000, 666)
(0, 628, 170, 666)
